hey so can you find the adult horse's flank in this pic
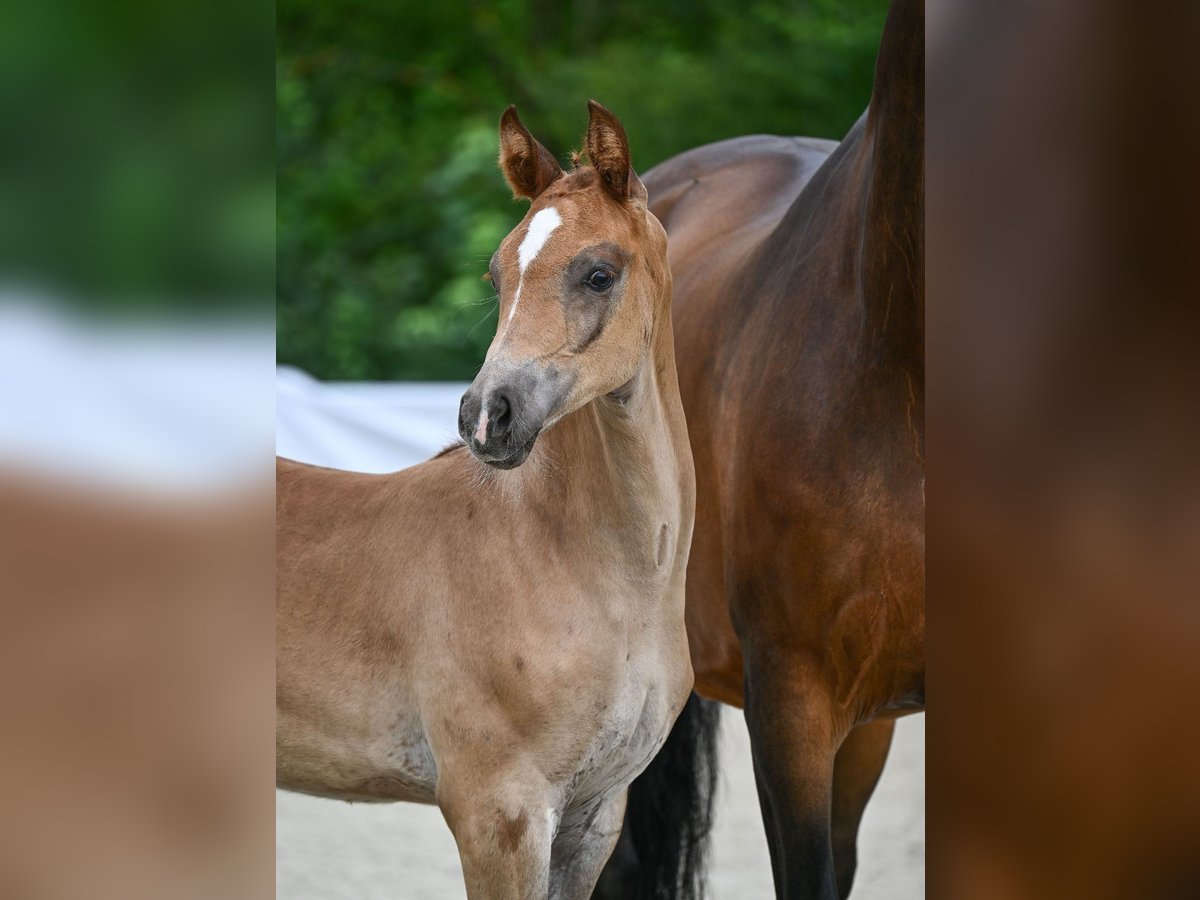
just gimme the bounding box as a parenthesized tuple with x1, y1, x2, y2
(597, 2, 925, 898)
(276, 102, 696, 899)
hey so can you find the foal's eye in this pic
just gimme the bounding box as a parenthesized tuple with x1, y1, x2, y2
(585, 269, 614, 291)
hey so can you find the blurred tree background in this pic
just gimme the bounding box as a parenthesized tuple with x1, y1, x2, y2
(2, 0, 273, 313)
(277, 0, 888, 380)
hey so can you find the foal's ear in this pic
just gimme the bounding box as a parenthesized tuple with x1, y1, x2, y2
(499, 105, 564, 201)
(586, 99, 647, 203)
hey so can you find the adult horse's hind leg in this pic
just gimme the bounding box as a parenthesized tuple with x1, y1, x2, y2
(745, 659, 844, 900)
(438, 770, 556, 900)
(831, 718, 895, 898)
(549, 794, 626, 899)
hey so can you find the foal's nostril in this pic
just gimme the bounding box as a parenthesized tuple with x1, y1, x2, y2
(490, 391, 513, 436)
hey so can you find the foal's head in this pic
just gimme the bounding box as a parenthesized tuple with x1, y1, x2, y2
(458, 101, 670, 469)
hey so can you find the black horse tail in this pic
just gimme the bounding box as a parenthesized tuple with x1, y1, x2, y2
(592, 692, 722, 900)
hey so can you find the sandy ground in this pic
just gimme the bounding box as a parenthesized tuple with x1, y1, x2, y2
(276, 711, 923, 899)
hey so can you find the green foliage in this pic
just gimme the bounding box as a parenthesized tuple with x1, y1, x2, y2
(1, 0, 273, 312)
(277, 0, 888, 380)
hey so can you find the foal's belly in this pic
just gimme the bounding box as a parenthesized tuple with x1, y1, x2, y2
(277, 675, 680, 810)
(276, 703, 439, 804)
(276, 599, 693, 812)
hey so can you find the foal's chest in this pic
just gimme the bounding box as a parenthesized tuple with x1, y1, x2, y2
(555, 636, 686, 807)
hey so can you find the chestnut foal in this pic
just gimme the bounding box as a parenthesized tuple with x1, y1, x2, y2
(276, 101, 695, 900)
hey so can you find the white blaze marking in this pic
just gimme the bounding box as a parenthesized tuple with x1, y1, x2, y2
(505, 206, 561, 326)
(518, 207, 562, 271)
(506, 282, 522, 326)
(483, 206, 563, 439)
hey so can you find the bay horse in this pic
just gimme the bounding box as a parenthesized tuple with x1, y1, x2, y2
(276, 101, 696, 899)
(595, 2, 924, 898)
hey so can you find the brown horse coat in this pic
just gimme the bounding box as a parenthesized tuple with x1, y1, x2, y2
(636, 2, 925, 897)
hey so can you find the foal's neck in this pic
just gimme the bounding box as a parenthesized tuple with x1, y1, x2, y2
(524, 322, 689, 532)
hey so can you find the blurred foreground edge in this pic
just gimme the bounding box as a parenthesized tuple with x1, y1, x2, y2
(0, 471, 274, 900)
(930, 1, 1200, 898)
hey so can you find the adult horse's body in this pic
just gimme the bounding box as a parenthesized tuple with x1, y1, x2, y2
(277, 102, 696, 900)
(597, 3, 924, 898)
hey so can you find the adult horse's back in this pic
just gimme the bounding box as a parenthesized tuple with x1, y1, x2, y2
(601, 2, 924, 897)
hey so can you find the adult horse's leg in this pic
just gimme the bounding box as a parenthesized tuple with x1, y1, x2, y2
(831, 719, 895, 898)
(550, 794, 627, 899)
(744, 656, 844, 900)
(439, 769, 556, 900)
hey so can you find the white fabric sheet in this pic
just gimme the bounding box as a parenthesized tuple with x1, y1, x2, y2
(275, 365, 468, 473)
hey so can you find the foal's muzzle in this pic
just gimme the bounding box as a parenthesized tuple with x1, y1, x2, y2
(458, 383, 542, 470)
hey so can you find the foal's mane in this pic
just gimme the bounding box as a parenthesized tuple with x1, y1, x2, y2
(433, 441, 467, 460)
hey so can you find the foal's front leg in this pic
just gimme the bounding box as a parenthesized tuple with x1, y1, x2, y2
(438, 769, 557, 900)
(548, 793, 627, 900)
